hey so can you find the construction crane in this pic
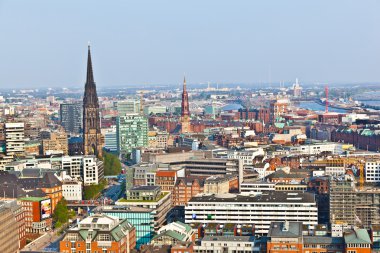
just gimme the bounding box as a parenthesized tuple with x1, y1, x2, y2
(309, 157, 365, 190)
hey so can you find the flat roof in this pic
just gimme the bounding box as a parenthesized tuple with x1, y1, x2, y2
(202, 236, 255, 242)
(189, 191, 315, 204)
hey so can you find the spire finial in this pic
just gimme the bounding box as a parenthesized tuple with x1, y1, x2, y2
(86, 44, 95, 85)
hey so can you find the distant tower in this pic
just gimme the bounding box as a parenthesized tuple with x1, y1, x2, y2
(181, 76, 191, 133)
(83, 45, 103, 158)
(293, 78, 302, 97)
(325, 85, 329, 113)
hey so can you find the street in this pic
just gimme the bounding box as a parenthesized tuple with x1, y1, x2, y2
(21, 230, 61, 252)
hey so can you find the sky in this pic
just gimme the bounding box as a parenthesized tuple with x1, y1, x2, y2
(0, 0, 379, 88)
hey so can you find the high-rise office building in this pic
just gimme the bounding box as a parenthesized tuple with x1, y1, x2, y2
(5, 122, 25, 156)
(117, 114, 148, 158)
(83, 45, 103, 158)
(60, 103, 83, 134)
(103, 125, 118, 152)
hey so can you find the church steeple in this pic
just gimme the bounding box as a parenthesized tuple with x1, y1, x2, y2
(181, 75, 190, 117)
(83, 44, 98, 107)
(180, 75, 191, 133)
(86, 44, 95, 85)
(83, 44, 102, 158)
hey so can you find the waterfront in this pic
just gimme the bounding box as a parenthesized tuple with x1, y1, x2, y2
(298, 101, 348, 113)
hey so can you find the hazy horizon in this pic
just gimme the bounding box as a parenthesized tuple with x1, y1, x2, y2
(0, 0, 379, 88)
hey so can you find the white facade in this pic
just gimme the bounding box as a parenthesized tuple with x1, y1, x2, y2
(194, 236, 258, 253)
(83, 156, 100, 185)
(227, 148, 265, 166)
(240, 181, 276, 193)
(325, 166, 346, 177)
(185, 192, 318, 235)
(61, 155, 103, 185)
(287, 143, 342, 155)
(5, 122, 25, 155)
(366, 161, 380, 182)
(62, 179, 83, 201)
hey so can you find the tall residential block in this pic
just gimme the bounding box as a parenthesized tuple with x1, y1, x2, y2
(60, 103, 83, 134)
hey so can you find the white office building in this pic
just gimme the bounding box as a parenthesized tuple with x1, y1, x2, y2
(240, 181, 276, 193)
(61, 155, 104, 185)
(365, 160, 380, 182)
(5, 122, 25, 155)
(185, 191, 318, 235)
(194, 236, 258, 253)
(227, 148, 265, 167)
(62, 178, 83, 201)
(286, 142, 343, 155)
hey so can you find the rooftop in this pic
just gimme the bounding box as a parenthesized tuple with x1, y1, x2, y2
(344, 229, 371, 244)
(268, 221, 303, 238)
(202, 235, 255, 243)
(118, 191, 170, 203)
(189, 191, 315, 204)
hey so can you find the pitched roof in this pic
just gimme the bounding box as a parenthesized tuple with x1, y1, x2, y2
(39, 172, 62, 188)
(344, 229, 371, 244)
(152, 230, 186, 242)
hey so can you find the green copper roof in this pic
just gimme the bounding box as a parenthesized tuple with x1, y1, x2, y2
(344, 229, 371, 244)
(175, 221, 192, 232)
(18, 197, 46, 202)
(152, 230, 186, 241)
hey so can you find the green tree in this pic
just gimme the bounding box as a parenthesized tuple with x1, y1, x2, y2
(83, 179, 107, 200)
(53, 198, 73, 225)
(103, 151, 122, 176)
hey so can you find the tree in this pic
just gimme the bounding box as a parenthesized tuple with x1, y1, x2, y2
(53, 198, 74, 225)
(83, 179, 107, 200)
(103, 151, 122, 176)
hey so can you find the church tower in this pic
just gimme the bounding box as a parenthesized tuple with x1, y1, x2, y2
(83, 45, 103, 158)
(181, 76, 191, 133)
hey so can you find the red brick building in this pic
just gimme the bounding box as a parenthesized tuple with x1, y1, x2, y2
(156, 170, 177, 192)
(60, 214, 136, 253)
(172, 177, 205, 206)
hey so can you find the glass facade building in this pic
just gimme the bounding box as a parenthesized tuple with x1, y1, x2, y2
(117, 113, 148, 158)
(92, 206, 155, 248)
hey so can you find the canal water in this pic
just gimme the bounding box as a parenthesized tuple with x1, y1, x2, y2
(298, 101, 347, 113)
